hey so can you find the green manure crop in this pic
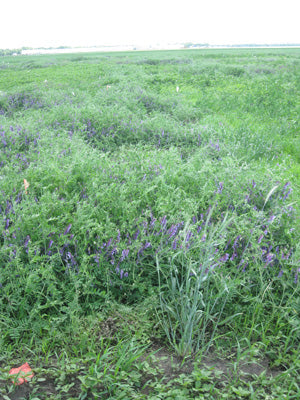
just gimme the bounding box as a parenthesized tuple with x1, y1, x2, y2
(0, 48, 299, 399)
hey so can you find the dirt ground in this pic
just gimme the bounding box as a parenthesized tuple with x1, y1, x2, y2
(0, 344, 282, 400)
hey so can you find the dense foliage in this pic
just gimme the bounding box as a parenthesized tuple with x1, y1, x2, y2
(0, 48, 299, 399)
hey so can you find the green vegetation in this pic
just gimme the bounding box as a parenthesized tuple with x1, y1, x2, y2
(0, 48, 299, 399)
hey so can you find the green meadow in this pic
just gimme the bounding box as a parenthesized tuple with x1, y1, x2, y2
(0, 48, 299, 399)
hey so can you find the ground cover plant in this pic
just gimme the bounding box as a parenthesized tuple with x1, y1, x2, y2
(0, 48, 299, 399)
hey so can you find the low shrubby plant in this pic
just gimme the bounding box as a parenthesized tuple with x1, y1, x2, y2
(0, 48, 299, 399)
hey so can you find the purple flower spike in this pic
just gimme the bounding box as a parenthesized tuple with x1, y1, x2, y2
(172, 239, 178, 250)
(258, 234, 264, 244)
(268, 215, 275, 223)
(242, 262, 248, 272)
(219, 253, 229, 263)
(186, 230, 192, 243)
(294, 273, 298, 284)
(120, 248, 129, 262)
(24, 235, 30, 247)
(63, 223, 72, 235)
(133, 229, 140, 240)
(161, 216, 167, 229)
(283, 188, 292, 201)
(217, 182, 224, 194)
(116, 230, 121, 242)
(265, 253, 273, 266)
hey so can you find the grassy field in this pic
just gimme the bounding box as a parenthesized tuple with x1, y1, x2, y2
(0, 48, 299, 399)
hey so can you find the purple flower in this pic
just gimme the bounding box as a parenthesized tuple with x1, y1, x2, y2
(196, 224, 201, 233)
(133, 229, 140, 240)
(283, 188, 292, 201)
(160, 216, 167, 229)
(64, 252, 77, 269)
(186, 230, 192, 243)
(217, 182, 224, 194)
(219, 253, 229, 263)
(126, 233, 132, 245)
(120, 248, 129, 262)
(110, 247, 117, 257)
(224, 239, 231, 250)
(24, 235, 30, 247)
(233, 236, 241, 249)
(63, 223, 72, 235)
(167, 222, 183, 238)
(258, 234, 264, 244)
(150, 216, 156, 228)
(5, 218, 9, 229)
(264, 253, 274, 266)
(294, 272, 298, 284)
(242, 262, 248, 272)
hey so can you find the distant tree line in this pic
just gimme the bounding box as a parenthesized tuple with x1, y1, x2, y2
(0, 48, 22, 56)
(0, 45, 70, 57)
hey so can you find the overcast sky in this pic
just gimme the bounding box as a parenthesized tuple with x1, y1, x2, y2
(1, 0, 299, 49)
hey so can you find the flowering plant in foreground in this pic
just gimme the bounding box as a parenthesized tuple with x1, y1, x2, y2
(0, 175, 298, 301)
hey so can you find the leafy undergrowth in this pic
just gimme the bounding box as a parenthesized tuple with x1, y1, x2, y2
(0, 48, 299, 398)
(0, 310, 299, 399)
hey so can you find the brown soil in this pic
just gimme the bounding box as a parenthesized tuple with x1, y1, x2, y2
(0, 342, 283, 400)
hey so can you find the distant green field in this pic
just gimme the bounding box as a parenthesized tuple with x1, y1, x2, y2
(0, 49, 299, 399)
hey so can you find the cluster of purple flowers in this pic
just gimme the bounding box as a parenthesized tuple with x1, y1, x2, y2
(1, 158, 298, 287)
(0, 125, 40, 170)
(7, 92, 45, 112)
